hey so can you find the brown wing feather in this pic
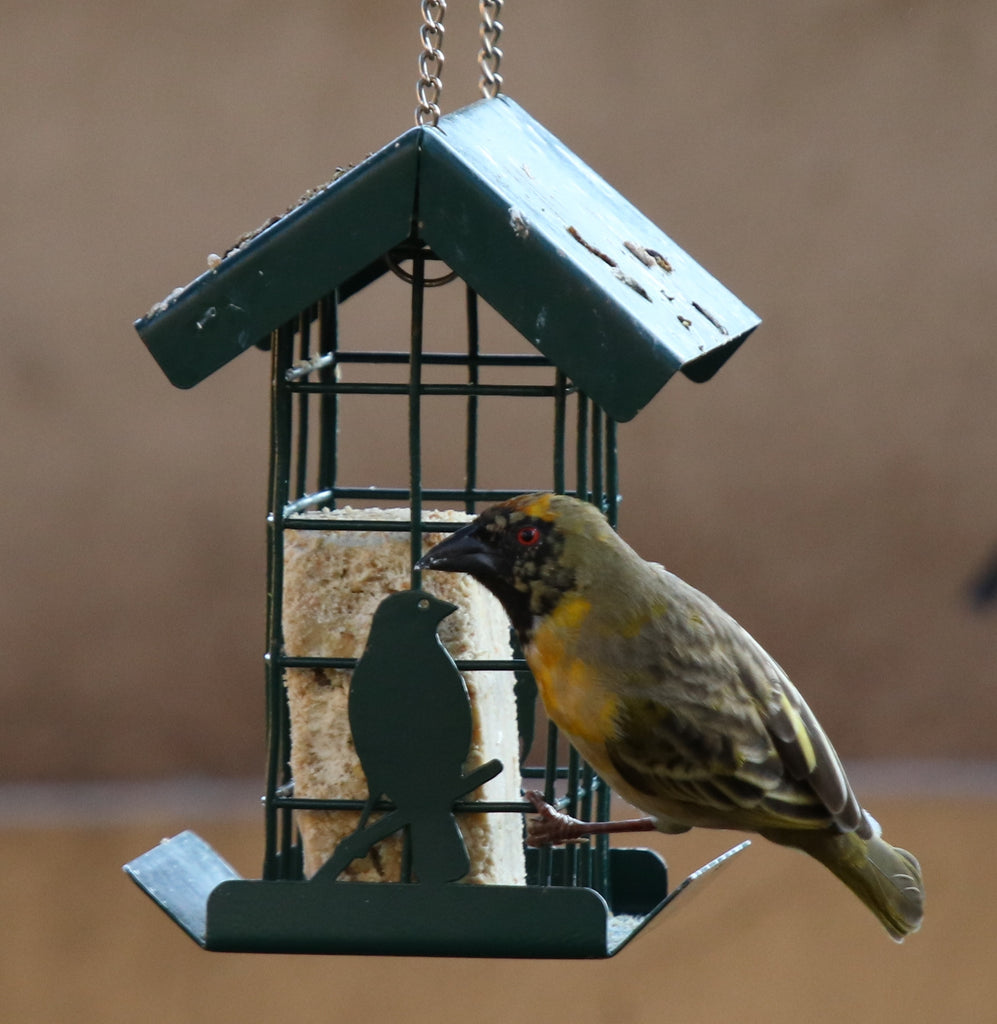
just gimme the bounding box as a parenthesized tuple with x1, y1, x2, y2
(595, 566, 871, 837)
(605, 682, 839, 831)
(734, 640, 870, 836)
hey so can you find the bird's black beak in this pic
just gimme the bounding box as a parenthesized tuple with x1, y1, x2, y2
(416, 522, 497, 578)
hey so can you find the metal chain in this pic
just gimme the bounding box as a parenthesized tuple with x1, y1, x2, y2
(478, 0, 503, 99)
(415, 0, 446, 127)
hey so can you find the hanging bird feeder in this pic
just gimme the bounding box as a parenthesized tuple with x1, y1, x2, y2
(125, 2, 758, 958)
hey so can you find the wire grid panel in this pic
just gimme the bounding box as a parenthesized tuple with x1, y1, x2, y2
(263, 245, 621, 898)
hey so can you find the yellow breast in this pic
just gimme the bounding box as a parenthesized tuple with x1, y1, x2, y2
(525, 596, 619, 772)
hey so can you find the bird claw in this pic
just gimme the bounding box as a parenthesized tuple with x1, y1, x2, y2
(523, 790, 592, 847)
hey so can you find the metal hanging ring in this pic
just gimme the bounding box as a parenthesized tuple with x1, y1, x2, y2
(385, 249, 460, 287)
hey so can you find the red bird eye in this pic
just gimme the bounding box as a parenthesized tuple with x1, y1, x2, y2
(516, 525, 541, 547)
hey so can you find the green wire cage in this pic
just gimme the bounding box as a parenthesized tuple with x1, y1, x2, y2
(125, 96, 759, 958)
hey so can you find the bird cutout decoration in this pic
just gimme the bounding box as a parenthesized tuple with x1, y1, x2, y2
(417, 493, 925, 941)
(315, 590, 504, 884)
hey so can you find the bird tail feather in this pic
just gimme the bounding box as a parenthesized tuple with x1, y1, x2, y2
(791, 828, 924, 941)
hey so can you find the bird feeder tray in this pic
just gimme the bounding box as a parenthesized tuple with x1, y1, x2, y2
(126, 829, 748, 957)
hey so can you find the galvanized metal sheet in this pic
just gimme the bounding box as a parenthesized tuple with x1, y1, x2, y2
(123, 830, 242, 947)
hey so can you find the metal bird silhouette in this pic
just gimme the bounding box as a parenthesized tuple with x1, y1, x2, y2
(316, 590, 502, 884)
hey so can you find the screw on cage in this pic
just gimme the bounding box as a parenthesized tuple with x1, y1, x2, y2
(478, 0, 503, 99)
(416, 0, 447, 127)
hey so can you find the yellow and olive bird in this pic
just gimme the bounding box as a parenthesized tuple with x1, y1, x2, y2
(416, 492, 924, 940)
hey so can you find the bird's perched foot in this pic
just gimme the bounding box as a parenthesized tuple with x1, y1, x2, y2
(524, 790, 660, 847)
(523, 790, 593, 846)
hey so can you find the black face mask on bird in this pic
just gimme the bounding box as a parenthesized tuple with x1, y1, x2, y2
(417, 510, 568, 642)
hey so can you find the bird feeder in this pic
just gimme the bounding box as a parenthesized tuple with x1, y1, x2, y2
(125, 94, 758, 958)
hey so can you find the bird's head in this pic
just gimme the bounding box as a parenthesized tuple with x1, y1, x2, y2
(416, 493, 617, 641)
(371, 589, 458, 629)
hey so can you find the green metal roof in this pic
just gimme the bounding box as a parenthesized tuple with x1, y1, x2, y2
(135, 97, 758, 421)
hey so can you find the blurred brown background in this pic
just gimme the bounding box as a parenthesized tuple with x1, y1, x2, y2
(1, 1, 994, 1021)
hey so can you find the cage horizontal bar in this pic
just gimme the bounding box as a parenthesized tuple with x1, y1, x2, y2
(281, 486, 587, 519)
(297, 350, 552, 367)
(275, 655, 528, 672)
(287, 381, 565, 398)
(521, 768, 605, 785)
(280, 515, 464, 532)
(267, 796, 535, 814)
(285, 350, 554, 382)
(268, 781, 605, 810)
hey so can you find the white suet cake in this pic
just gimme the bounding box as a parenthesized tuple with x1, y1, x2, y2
(282, 506, 525, 884)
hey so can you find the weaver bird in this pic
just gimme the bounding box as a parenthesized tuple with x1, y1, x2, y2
(417, 492, 924, 940)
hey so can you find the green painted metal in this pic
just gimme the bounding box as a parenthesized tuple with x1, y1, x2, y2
(256, 272, 618, 906)
(135, 133, 420, 389)
(127, 96, 759, 958)
(127, 272, 734, 956)
(205, 879, 610, 958)
(418, 97, 759, 421)
(134, 97, 758, 418)
(315, 590, 503, 884)
(124, 831, 748, 957)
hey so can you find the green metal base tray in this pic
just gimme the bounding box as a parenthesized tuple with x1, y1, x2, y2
(124, 830, 748, 958)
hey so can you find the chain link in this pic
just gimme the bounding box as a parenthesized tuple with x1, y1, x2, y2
(478, 0, 503, 99)
(415, 0, 446, 127)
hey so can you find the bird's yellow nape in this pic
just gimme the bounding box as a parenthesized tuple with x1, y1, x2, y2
(509, 492, 556, 521)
